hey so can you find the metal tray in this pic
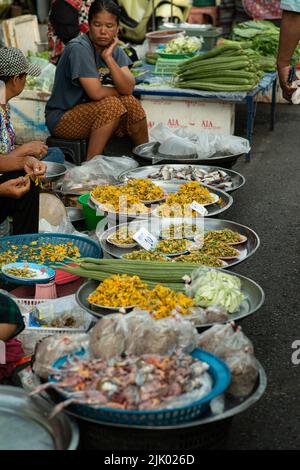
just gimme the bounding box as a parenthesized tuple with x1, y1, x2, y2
(76, 272, 265, 328)
(133, 142, 244, 166)
(99, 218, 259, 269)
(48, 362, 266, 431)
(66, 207, 85, 223)
(88, 184, 233, 220)
(119, 164, 246, 193)
(0, 386, 79, 450)
(45, 162, 67, 182)
(151, 182, 233, 217)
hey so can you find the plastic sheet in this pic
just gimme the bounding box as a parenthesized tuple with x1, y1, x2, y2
(31, 295, 91, 330)
(59, 155, 139, 195)
(89, 311, 200, 360)
(198, 323, 258, 397)
(26, 57, 56, 94)
(150, 124, 250, 163)
(39, 217, 79, 235)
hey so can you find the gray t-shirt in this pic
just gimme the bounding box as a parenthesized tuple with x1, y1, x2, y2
(45, 34, 132, 133)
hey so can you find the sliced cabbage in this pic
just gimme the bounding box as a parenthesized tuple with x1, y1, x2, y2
(187, 269, 245, 314)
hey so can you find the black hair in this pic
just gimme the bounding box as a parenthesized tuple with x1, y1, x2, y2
(0, 73, 26, 84)
(0, 76, 10, 83)
(88, 0, 121, 24)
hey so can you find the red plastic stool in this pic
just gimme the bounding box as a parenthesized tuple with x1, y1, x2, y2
(188, 6, 218, 26)
(35, 281, 57, 300)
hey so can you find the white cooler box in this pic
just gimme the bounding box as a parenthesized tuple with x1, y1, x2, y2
(141, 96, 235, 135)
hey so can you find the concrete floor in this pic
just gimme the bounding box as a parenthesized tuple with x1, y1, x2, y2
(104, 102, 300, 450)
(219, 103, 300, 450)
(103, 102, 300, 450)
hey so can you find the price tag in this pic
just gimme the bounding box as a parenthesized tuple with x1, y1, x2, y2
(190, 200, 207, 216)
(133, 227, 158, 251)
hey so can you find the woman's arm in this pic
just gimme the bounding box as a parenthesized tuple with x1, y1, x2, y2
(0, 324, 18, 342)
(2, 141, 48, 160)
(79, 77, 119, 101)
(0, 155, 46, 175)
(102, 39, 135, 95)
(277, 10, 300, 100)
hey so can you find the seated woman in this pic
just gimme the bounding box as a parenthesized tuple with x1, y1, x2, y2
(0, 292, 25, 384)
(46, 0, 149, 161)
(0, 47, 65, 164)
(48, 0, 92, 65)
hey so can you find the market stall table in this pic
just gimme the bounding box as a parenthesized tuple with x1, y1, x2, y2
(134, 72, 277, 162)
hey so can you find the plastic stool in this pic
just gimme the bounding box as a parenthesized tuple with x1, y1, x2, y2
(188, 6, 218, 25)
(46, 137, 87, 166)
(35, 281, 57, 300)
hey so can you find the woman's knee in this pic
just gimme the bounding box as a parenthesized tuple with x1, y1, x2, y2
(120, 96, 145, 118)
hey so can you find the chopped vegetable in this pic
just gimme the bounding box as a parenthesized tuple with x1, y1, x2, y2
(0, 241, 80, 267)
(88, 274, 148, 307)
(3, 267, 37, 278)
(87, 273, 193, 319)
(164, 36, 203, 55)
(174, 253, 224, 267)
(91, 180, 163, 214)
(108, 227, 137, 246)
(200, 239, 240, 258)
(138, 284, 194, 319)
(160, 223, 202, 239)
(155, 238, 189, 255)
(187, 269, 245, 313)
(123, 250, 168, 262)
(204, 229, 243, 244)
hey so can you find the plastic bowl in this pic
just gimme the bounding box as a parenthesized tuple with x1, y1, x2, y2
(78, 193, 105, 231)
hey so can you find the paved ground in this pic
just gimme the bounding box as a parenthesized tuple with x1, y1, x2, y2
(104, 102, 300, 450)
(220, 103, 300, 450)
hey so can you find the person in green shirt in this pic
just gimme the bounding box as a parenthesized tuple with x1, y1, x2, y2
(277, 1, 300, 100)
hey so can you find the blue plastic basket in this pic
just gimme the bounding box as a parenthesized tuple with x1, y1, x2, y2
(50, 348, 231, 427)
(0, 233, 102, 268)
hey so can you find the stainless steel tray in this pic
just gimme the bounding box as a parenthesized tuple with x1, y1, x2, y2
(133, 142, 244, 166)
(48, 362, 266, 431)
(99, 218, 260, 269)
(45, 162, 67, 182)
(66, 207, 84, 223)
(119, 164, 246, 193)
(0, 386, 79, 450)
(76, 272, 265, 328)
(88, 183, 233, 219)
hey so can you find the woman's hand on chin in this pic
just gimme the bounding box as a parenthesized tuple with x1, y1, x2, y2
(101, 36, 119, 63)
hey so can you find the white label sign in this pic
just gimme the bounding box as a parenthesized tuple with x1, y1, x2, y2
(133, 227, 158, 251)
(190, 201, 208, 216)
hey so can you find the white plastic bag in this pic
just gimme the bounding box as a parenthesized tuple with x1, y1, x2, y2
(150, 124, 250, 161)
(59, 155, 139, 195)
(31, 295, 91, 330)
(198, 323, 259, 397)
(89, 311, 200, 359)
